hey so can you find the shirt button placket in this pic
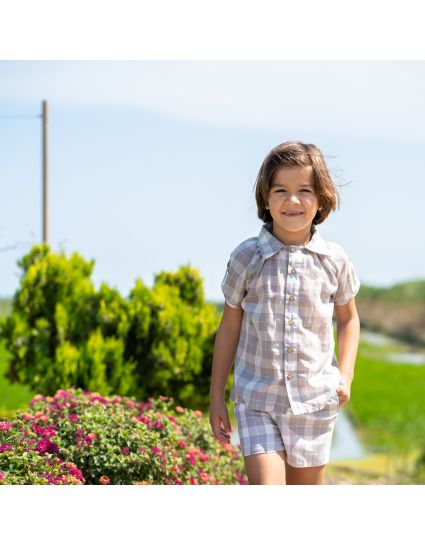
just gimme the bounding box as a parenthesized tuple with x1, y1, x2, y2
(285, 246, 300, 388)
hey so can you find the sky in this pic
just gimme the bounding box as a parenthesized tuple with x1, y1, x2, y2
(1, 60, 425, 302)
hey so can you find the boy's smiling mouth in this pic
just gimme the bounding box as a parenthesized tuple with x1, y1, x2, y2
(283, 211, 304, 216)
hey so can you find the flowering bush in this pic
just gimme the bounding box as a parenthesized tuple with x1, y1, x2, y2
(0, 420, 84, 485)
(5, 388, 247, 485)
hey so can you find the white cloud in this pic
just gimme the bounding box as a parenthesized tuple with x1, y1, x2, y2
(1, 60, 425, 138)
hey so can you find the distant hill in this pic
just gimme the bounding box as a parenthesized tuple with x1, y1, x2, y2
(356, 280, 425, 346)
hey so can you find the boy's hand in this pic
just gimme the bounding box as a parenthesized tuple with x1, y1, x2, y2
(336, 379, 351, 406)
(209, 399, 233, 445)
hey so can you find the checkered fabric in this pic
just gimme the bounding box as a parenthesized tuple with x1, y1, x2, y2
(222, 222, 360, 416)
(234, 391, 340, 467)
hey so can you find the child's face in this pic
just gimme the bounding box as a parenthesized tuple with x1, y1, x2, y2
(266, 165, 320, 242)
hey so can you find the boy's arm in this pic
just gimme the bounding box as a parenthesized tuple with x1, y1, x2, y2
(334, 297, 360, 387)
(209, 303, 243, 402)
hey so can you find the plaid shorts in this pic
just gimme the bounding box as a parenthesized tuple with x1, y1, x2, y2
(234, 391, 340, 468)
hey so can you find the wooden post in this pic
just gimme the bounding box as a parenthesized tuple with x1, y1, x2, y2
(42, 100, 48, 244)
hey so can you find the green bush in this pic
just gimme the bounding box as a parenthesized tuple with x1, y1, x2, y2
(7, 388, 247, 485)
(0, 245, 221, 410)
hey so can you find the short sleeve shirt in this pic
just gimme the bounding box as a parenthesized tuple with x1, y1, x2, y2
(221, 222, 361, 415)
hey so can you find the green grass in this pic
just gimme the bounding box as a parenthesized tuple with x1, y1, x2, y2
(0, 339, 36, 418)
(346, 350, 425, 455)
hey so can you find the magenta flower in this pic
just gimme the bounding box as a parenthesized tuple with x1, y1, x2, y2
(0, 422, 11, 432)
(178, 440, 187, 449)
(152, 420, 165, 430)
(151, 446, 162, 457)
(0, 472, 5, 481)
(68, 414, 79, 423)
(36, 438, 59, 454)
(30, 423, 57, 438)
(0, 443, 12, 453)
(121, 447, 130, 454)
(0, 422, 13, 432)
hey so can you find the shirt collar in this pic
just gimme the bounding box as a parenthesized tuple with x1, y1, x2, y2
(257, 222, 335, 259)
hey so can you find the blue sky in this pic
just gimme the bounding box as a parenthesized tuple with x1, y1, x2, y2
(1, 60, 425, 301)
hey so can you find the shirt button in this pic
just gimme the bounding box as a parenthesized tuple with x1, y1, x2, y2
(287, 347, 294, 353)
(289, 296, 295, 301)
(291, 268, 296, 274)
(288, 319, 294, 325)
(286, 374, 293, 380)
(290, 248, 296, 253)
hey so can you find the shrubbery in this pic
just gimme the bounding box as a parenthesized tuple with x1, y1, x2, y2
(0, 419, 84, 485)
(0, 388, 247, 485)
(0, 245, 224, 410)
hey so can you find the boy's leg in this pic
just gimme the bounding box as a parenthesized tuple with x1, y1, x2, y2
(243, 451, 286, 485)
(284, 456, 326, 485)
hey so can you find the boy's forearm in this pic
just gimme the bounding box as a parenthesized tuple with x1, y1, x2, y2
(336, 316, 360, 386)
(209, 325, 241, 402)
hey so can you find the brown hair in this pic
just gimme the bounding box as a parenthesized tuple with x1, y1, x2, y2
(254, 140, 340, 226)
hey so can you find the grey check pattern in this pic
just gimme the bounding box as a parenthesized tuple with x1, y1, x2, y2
(221, 222, 360, 416)
(235, 391, 340, 467)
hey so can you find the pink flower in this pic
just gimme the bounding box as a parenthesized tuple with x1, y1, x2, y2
(125, 400, 135, 409)
(152, 420, 164, 430)
(54, 389, 73, 399)
(194, 410, 203, 417)
(151, 446, 162, 457)
(159, 395, 169, 401)
(189, 477, 199, 485)
(20, 413, 35, 421)
(199, 471, 209, 483)
(178, 440, 187, 449)
(99, 475, 111, 485)
(175, 406, 185, 413)
(68, 414, 79, 423)
(0, 472, 5, 481)
(121, 447, 130, 454)
(68, 467, 84, 480)
(85, 433, 97, 445)
(36, 438, 59, 454)
(0, 443, 12, 453)
(137, 416, 151, 426)
(0, 422, 13, 432)
(186, 453, 197, 466)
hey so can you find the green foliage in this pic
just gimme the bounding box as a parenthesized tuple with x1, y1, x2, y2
(8, 388, 247, 485)
(0, 245, 221, 410)
(358, 280, 425, 303)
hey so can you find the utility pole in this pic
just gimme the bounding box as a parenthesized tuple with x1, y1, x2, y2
(42, 100, 49, 244)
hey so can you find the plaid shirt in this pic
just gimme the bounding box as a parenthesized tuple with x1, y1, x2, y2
(221, 222, 361, 415)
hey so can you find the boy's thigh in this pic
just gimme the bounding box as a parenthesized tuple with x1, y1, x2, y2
(284, 459, 326, 485)
(244, 451, 287, 485)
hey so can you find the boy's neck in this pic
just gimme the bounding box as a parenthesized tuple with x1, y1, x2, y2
(270, 223, 314, 247)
